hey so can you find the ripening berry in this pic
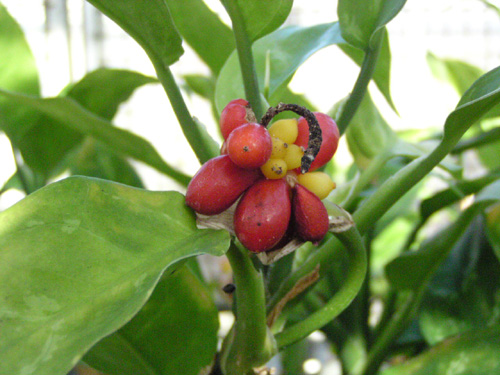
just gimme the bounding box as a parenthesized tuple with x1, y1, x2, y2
(283, 144, 304, 170)
(297, 171, 336, 200)
(219, 99, 256, 140)
(270, 136, 288, 159)
(185, 155, 261, 215)
(293, 184, 329, 242)
(234, 179, 292, 252)
(226, 123, 272, 169)
(268, 118, 299, 144)
(260, 158, 288, 179)
(295, 112, 339, 171)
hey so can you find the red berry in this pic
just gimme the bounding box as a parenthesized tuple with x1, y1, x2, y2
(227, 123, 272, 169)
(219, 99, 256, 140)
(293, 184, 329, 242)
(234, 179, 292, 253)
(295, 112, 340, 172)
(186, 155, 261, 215)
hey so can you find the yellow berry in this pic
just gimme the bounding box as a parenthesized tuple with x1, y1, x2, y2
(260, 158, 288, 179)
(283, 144, 304, 170)
(297, 171, 336, 200)
(270, 136, 288, 159)
(268, 118, 299, 144)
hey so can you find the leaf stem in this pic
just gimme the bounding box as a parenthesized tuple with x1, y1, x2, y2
(274, 226, 367, 349)
(221, 0, 263, 119)
(336, 29, 384, 135)
(222, 243, 276, 374)
(151, 58, 217, 165)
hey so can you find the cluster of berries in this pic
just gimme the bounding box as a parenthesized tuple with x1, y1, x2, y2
(186, 99, 340, 253)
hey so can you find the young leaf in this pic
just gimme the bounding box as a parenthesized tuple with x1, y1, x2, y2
(0, 90, 191, 186)
(84, 266, 219, 375)
(165, 0, 234, 74)
(235, 0, 293, 42)
(0, 176, 230, 375)
(339, 31, 396, 111)
(380, 325, 500, 375)
(215, 23, 345, 112)
(86, 0, 183, 66)
(427, 52, 484, 96)
(337, 0, 407, 50)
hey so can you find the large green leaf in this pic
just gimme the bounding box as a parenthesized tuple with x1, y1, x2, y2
(236, 0, 293, 42)
(381, 325, 500, 375)
(86, 0, 183, 66)
(215, 23, 345, 112)
(419, 217, 500, 345)
(337, 0, 407, 50)
(85, 265, 219, 375)
(0, 176, 230, 375)
(165, 0, 234, 74)
(0, 89, 190, 186)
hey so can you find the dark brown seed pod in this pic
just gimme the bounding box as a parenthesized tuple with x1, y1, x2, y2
(260, 103, 322, 174)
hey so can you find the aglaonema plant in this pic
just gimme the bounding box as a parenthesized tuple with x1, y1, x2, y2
(1, 0, 500, 374)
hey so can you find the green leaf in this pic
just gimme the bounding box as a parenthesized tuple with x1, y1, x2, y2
(337, 0, 407, 50)
(386, 181, 500, 291)
(165, 0, 234, 74)
(0, 176, 230, 375)
(427, 52, 484, 96)
(339, 28, 396, 111)
(85, 266, 219, 375)
(215, 23, 345, 113)
(86, 0, 183, 66)
(380, 325, 500, 375)
(2, 68, 156, 178)
(445, 66, 500, 144)
(237, 0, 293, 42)
(420, 172, 500, 221)
(419, 216, 500, 345)
(486, 202, 500, 261)
(0, 90, 191, 186)
(68, 139, 144, 188)
(66, 68, 157, 120)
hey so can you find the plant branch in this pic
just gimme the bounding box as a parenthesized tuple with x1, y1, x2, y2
(336, 30, 384, 135)
(151, 58, 217, 165)
(221, 0, 263, 119)
(222, 243, 276, 374)
(274, 226, 367, 349)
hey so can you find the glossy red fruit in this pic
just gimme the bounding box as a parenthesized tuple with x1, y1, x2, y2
(186, 155, 261, 215)
(234, 179, 292, 253)
(293, 184, 329, 242)
(227, 123, 272, 169)
(295, 112, 340, 172)
(220, 99, 256, 140)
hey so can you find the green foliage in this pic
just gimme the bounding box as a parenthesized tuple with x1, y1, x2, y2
(0, 177, 229, 375)
(0, 1, 500, 375)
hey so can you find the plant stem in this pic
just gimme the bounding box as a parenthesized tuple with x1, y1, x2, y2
(151, 58, 217, 165)
(221, 0, 263, 119)
(274, 227, 367, 349)
(222, 243, 275, 374)
(336, 30, 384, 135)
